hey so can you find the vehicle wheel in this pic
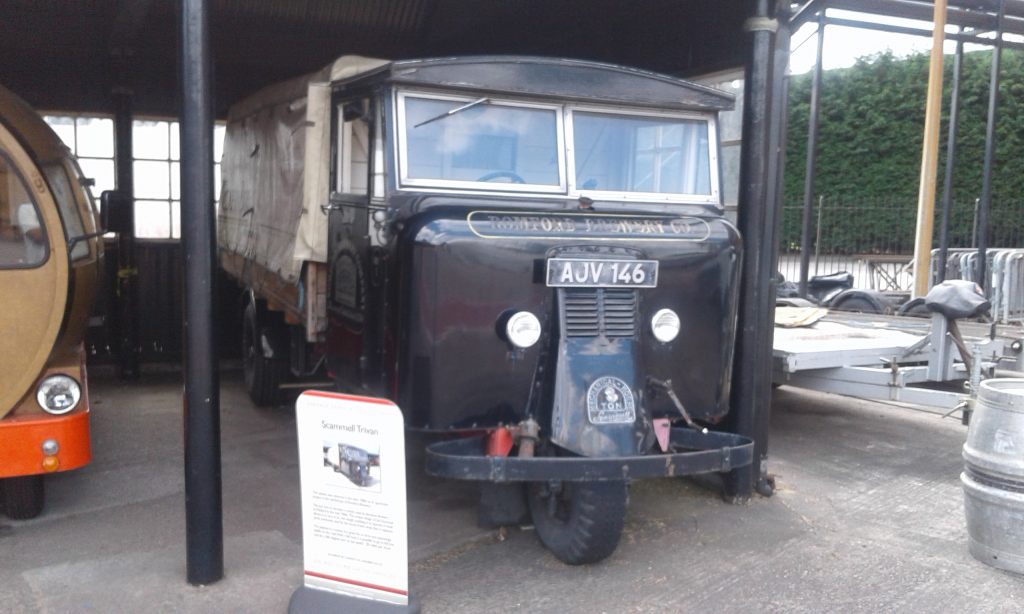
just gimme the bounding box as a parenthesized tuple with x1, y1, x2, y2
(829, 290, 893, 315)
(2, 475, 45, 520)
(897, 297, 931, 318)
(528, 479, 628, 565)
(243, 301, 284, 406)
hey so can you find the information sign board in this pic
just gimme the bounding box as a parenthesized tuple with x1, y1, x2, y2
(293, 391, 409, 607)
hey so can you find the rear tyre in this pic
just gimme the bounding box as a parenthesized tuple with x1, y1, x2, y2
(243, 301, 285, 407)
(528, 479, 628, 565)
(829, 290, 893, 315)
(897, 297, 931, 318)
(2, 475, 45, 520)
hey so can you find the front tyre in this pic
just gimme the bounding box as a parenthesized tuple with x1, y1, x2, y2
(527, 479, 628, 565)
(2, 475, 45, 520)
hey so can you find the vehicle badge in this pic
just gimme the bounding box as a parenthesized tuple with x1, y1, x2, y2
(586, 376, 636, 425)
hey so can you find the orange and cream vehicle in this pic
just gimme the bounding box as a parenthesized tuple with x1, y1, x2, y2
(0, 85, 105, 519)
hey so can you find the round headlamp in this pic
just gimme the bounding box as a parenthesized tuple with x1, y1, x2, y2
(36, 375, 81, 415)
(651, 309, 681, 343)
(505, 311, 542, 349)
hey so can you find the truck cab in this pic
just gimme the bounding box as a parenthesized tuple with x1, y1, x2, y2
(220, 57, 751, 564)
(0, 85, 103, 519)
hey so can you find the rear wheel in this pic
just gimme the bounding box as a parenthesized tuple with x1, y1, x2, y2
(528, 478, 628, 565)
(829, 290, 893, 315)
(897, 297, 931, 318)
(2, 475, 45, 520)
(242, 301, 285, 406)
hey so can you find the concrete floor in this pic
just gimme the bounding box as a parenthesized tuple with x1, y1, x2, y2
(2, 370, 1022, 613)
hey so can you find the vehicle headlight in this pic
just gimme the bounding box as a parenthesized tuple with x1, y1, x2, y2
(36, 375, 81, 415)
(651, 309, 681, 343)
(505, 311, 542, 349)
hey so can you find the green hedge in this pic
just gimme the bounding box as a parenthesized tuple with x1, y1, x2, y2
(783, 49, 1024, 253)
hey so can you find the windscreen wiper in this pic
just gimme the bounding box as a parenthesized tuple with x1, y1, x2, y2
(413, 97, 489, 128)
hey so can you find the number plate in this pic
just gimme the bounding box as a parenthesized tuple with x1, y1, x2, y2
(546, 258, 658, 288)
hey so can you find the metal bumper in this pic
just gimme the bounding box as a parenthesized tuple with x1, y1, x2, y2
(425, 428, 753, 482)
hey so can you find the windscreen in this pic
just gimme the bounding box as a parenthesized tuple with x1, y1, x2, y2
(42, 162, 89, 260)
(0, 151, 48, 268)
(402, 96, 561, 187)
(572, 112, 711, 196)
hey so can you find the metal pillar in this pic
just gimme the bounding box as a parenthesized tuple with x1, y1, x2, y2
(181, 0, 223, 586)
(112, 87, 140, 379)
(976, 0, 1006, 292)
(798, 11, 825, 297)
(726, 0, 783, 501)
(757, 0, 792, 495)
(937, 31, 965, 284)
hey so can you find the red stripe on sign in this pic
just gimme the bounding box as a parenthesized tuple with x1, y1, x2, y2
(302, 390, 395, 406)
(305, 570, 408, 596)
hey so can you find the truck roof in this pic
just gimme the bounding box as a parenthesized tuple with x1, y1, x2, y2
(227, 55, 734, 121)
(345, 56, 735, 112)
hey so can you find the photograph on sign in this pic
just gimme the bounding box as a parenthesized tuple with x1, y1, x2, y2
(322, 436, 382, 491)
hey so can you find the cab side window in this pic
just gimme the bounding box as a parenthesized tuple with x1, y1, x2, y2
(0, 152, 48, 268)
(335, 99, 371, 196)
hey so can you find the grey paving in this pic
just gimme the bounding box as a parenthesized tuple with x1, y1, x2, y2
(1, 372, 1020, 613)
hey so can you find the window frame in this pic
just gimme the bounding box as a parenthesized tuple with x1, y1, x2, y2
(41, 160, 91, 261)
(0, 150, 50, 270)
(391, 89, 721, 206)
(564, 104, 720, 206)
(394, 90, 567, 195)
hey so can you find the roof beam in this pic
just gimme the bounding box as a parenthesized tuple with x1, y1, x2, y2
(828, 0, 1024, 36)
(825, 14, 1024, 49)
(790, 0, 829, 28)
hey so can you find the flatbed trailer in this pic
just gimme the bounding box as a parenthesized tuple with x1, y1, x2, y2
(773, 310, 1024, 418)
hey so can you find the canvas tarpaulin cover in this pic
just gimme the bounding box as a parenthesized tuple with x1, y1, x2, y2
(218, 55, 388, 284)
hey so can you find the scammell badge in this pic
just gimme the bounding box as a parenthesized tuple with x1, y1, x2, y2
(586, 376, 636, 425)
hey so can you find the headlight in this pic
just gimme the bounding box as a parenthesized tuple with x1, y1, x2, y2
(651, 309, 681, 343)
(505, 311, 542, 349)
(36, 375, 81, 415)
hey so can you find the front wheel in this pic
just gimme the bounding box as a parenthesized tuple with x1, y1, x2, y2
(527, 479, 628, 565)
(2, 475, 45, 520)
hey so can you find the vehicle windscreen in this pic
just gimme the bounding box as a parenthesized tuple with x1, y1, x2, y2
(342, 447, 369, 462)
(42, 162, 89, 261)
(572, 112, 711, 196)
(0, 151, 49, 268)
(397, 91, 717, 202)
(401, 95, 562, 189)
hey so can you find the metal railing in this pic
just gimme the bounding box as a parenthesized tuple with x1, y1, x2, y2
(779, 196, 1024, 295)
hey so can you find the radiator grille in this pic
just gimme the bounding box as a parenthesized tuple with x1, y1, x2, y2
(562, 288, 637, 338)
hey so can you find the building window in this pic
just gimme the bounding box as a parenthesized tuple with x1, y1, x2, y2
(44, 116, 116, 200)
(44, 115, 225, 240)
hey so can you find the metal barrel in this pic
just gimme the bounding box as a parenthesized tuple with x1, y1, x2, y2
(962, 378, 1024, 573)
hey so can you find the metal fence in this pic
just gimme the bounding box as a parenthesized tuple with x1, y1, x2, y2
(931, 248, 1024, 323)
(778, 196, 1024, 292)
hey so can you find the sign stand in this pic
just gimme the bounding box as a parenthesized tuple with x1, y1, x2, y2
(289, 585, 420, 613)
(289, 391, 420, 614)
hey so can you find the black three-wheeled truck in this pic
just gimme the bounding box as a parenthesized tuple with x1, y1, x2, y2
(219, 56, 753, 564)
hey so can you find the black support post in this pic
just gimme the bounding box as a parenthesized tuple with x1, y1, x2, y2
(976, 0, 1005, 292)
(112, 87, 140, 379)
(725, 0, 784, 501)
(798, 11, 825, 297)
(181, 0, 223, 586)
(937, 31, 964, 284)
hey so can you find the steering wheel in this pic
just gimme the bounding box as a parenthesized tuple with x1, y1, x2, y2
(477, 170, 526, 184)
